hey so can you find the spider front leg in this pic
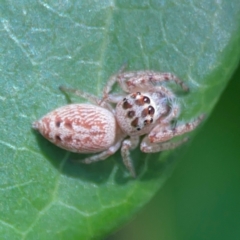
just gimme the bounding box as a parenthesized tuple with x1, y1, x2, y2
(141, 135, 188, 153)
(101, 65, 127, 103)
(121, 136, 139, 178)
(147, 71, 189, 92)
(116, 71, 189, 93)
(103, 72, 180, 104)
(148, 115, 205, 143)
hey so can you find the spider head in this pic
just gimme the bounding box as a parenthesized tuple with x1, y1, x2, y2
(115, 91, 168, 136)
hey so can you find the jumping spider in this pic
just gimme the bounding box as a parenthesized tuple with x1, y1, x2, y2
(33, 69, 204, 177)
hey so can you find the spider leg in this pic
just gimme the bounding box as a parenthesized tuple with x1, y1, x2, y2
(73, 140, 122, 164)
(121, 136, 139, 177)
(148, 72, 189, 92)
(149, 115, 205, 143)
(102, 64, 127, 97)
(115, 71, 189, 93)
(59, 86, 100, 105)
(141, 136, 188, 153)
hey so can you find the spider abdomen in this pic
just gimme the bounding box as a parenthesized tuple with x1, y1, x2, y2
(33, 104, 117, 153)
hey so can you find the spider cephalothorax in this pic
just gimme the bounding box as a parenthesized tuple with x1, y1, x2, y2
(116, 90, 170, 136)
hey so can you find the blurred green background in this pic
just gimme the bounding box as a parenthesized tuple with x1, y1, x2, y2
(108, 64, 240, 240)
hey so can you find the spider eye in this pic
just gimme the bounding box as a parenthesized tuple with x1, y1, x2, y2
(127, 111, 135, 118)
(144, 120, 148, 125)
(148, 106, 155, 115)
(137, 127, 141, 131)
(143, 96, 150, 104)
(144, 119, 153, 126)
(122, 100, 132, 109)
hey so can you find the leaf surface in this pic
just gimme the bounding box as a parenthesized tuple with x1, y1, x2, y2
(0, 0, 239, 239)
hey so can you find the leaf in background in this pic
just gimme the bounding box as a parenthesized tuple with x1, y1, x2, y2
(0, 0, 239, 239)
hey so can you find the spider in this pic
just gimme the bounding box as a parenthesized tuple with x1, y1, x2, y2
(33, 68, 204, 177)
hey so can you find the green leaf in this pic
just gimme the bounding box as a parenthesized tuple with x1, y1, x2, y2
(0, 1, 239, 239)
